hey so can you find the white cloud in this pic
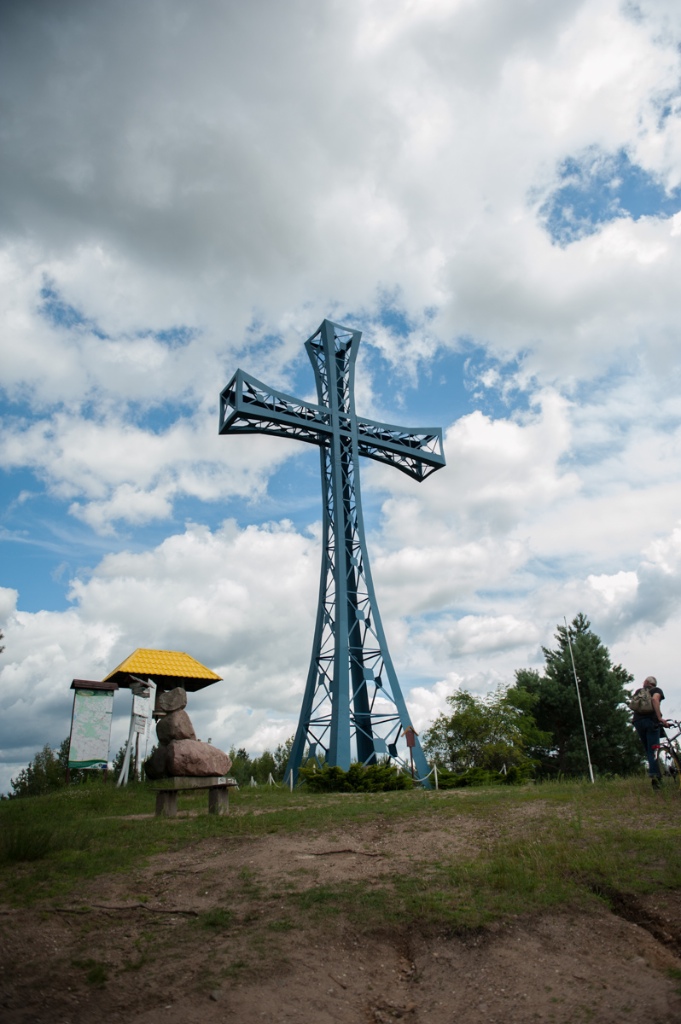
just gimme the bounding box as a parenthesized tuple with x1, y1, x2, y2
(406, 678, 459, 735)
(1, 0, 679, 385)
(0, 407, 305, 531)
(374, 389, 578, 537)
(65, 520, 318, 692)
(587, 570, 639, 607)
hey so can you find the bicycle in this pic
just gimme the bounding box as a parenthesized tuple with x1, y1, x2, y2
(653, 719, 681, 790)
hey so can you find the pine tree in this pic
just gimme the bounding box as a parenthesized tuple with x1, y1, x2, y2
(513, 613, 641, 777)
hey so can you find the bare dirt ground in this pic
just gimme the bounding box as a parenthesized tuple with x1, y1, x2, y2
(1, 801, 681, 1023)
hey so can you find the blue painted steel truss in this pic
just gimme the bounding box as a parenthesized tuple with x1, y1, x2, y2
(219, 320, 445, 783)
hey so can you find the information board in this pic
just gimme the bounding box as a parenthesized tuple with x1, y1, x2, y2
(68, 689, 114, 768)
(133, 693, 151, 717)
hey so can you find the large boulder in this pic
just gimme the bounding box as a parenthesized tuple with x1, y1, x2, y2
(157, 687, 188, 714)
(143, 744, 168, 780)
(156, 709, 196, 744)
(166, 740, 232, 778)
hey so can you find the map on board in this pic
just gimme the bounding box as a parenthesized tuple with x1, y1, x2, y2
(69, 689, 114, 768)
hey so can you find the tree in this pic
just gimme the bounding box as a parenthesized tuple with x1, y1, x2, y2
(423, 686, 547, 777)
(0, 628, 4, 654)
(112, 741, 150, 781)
(513, 613, 641, 778)
(10, 739, 69, 797)
(227, 746, 254, 786)
(11, 738, 107, 797)
(273, 736, 294, 779)
(112, 742, 129, 779)
(226, 738, 296, 786)
(251, 749, 277, 783)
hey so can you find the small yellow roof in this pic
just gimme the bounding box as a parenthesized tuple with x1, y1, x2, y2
(104, 649, 222, 691)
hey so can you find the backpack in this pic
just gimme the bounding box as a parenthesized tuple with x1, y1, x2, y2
(628, 687, 653, 714)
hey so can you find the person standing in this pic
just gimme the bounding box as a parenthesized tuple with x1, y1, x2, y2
(631, 675, 668, 789)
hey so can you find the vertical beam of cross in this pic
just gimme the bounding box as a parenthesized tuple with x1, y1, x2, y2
(220, 319, 445, 784)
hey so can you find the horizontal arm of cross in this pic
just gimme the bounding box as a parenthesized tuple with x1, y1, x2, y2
(219, 369, 330, 444)
(220, 370, 445, 481)
(355, 417, 445, 481)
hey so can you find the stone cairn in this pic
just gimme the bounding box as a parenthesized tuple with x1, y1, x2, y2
(144, 687, 232, 780)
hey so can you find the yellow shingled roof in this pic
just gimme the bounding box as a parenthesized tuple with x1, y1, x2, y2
(103, 648, 222, 682)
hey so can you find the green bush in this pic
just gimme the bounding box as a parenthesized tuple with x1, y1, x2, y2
(433, 763, 533, 788)
(299, 761, 414, 792)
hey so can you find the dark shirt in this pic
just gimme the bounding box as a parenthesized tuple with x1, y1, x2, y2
(633, 686, 664, 721)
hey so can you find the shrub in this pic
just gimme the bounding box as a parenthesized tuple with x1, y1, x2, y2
(299, 761, 414, 792)
(433, 763, 534, 788)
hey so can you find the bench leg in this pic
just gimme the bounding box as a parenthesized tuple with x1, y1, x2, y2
(156, 791, 178, 817)
(208, 787, 229, 815)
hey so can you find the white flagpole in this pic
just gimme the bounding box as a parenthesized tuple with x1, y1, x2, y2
(565, 617, 595, 784)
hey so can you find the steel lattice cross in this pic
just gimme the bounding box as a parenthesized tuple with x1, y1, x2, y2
(219, 319, 445, 783)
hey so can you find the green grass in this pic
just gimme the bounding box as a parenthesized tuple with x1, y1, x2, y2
(0, 825, 61, 862)
(198, 907, 234, 930)
(1, 775, 680, 933)
(72, 958, 109, 987)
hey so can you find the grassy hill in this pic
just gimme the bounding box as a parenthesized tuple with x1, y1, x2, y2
(1, 776, 680, 924)
(2, 777, 681, 1022)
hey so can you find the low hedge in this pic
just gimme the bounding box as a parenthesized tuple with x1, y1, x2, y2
(298, 761, 414, 792)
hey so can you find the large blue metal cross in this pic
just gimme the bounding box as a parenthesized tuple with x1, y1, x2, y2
(220, 319, 445, 783)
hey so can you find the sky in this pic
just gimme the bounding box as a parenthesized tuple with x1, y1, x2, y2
(2, 0, 681, 794)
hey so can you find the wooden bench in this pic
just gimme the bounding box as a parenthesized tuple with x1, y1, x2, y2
(152, 776, 238, 817)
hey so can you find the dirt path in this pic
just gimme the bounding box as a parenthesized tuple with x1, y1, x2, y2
(1, 810, 680, 1023)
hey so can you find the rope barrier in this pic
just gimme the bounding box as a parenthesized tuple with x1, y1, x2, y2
(231, 773, 284, 788)
(411, 765, 439, 789)
(240, 764, 444, 790)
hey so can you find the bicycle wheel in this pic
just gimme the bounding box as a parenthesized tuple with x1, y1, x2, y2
(655, 745, 681, 789)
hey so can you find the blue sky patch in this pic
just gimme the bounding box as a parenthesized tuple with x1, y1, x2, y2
(40, 280, 200, 352)
(0, 466, 121, 611)
(539, 147, 681, 245)
(39, 280, 108, 339)
(146, 325, 197, 348)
